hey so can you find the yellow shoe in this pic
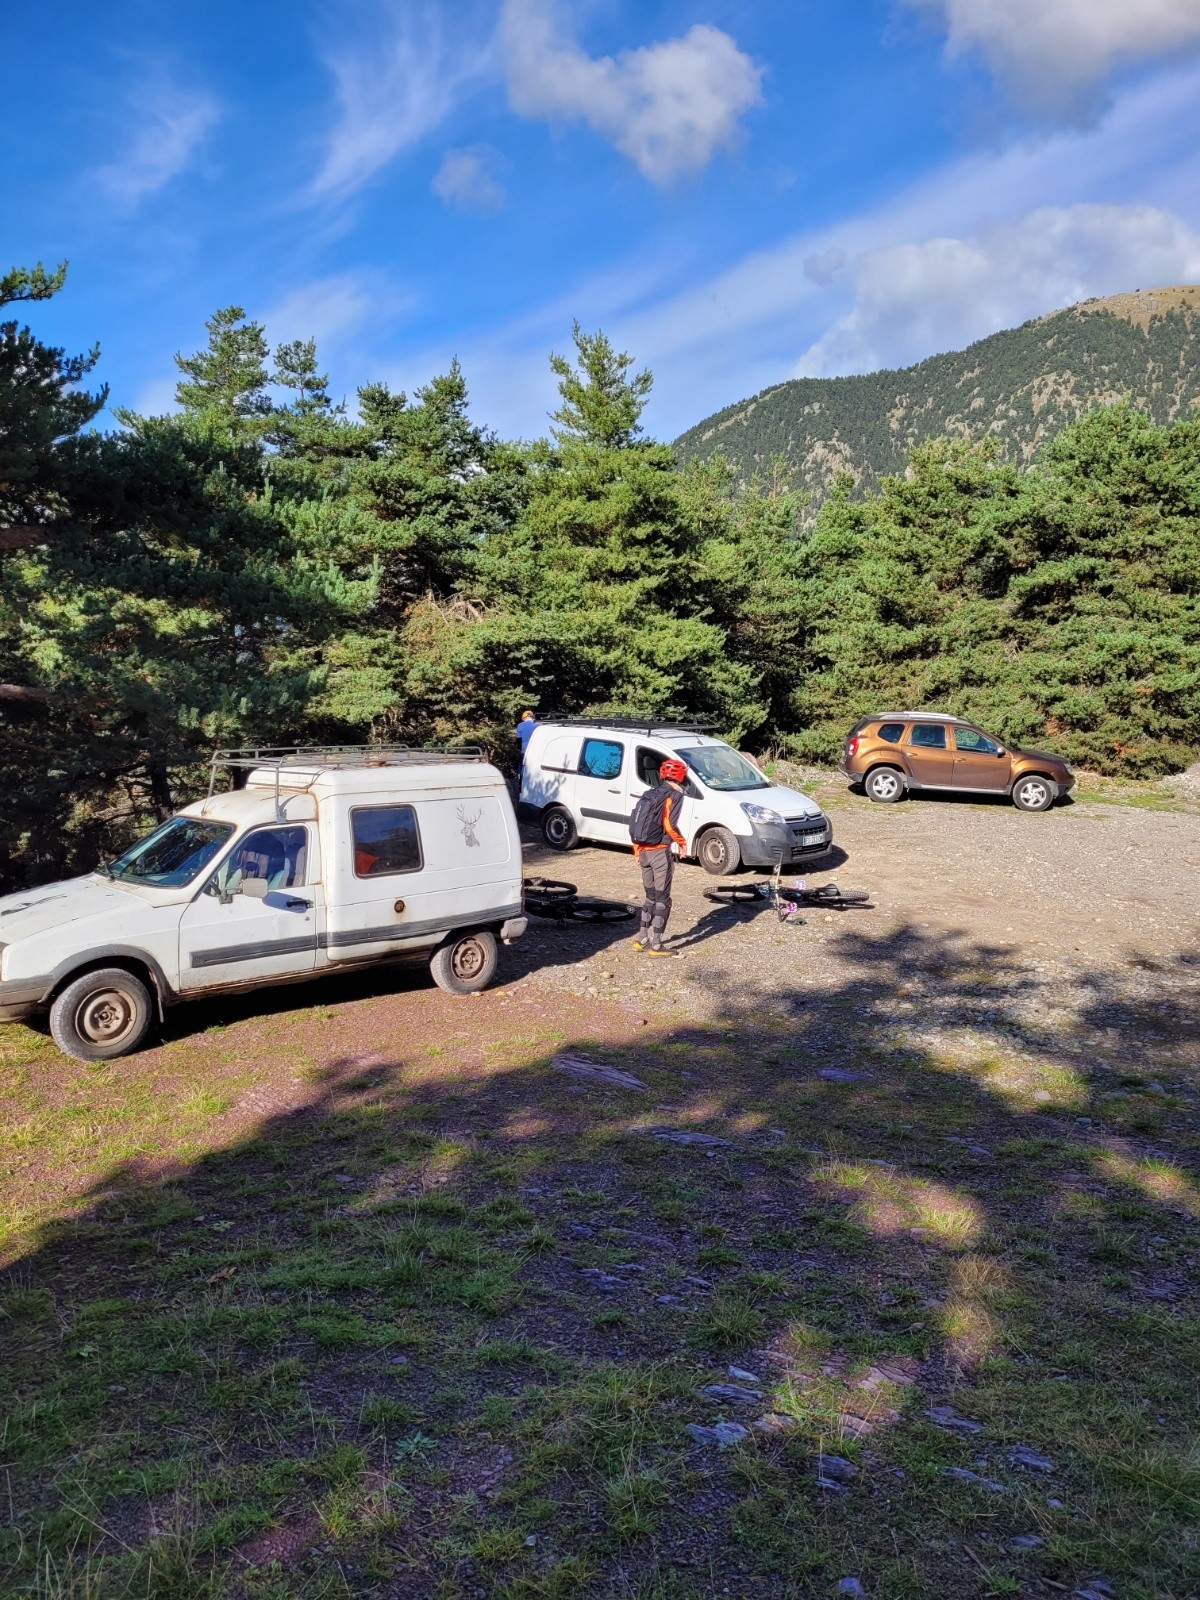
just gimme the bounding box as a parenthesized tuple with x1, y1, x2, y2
(644, 943, 679, 957)
(631, 938, 648, 952)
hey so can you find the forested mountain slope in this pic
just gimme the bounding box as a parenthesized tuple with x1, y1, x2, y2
(674, 286, 1200, 499)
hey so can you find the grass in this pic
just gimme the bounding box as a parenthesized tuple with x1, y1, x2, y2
(1, 930, 1199, 1600)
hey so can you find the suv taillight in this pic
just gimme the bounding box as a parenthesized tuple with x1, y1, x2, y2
(846, 737, 859, 757)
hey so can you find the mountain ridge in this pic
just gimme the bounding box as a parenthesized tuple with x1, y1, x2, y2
(673, 285, 1200, 502)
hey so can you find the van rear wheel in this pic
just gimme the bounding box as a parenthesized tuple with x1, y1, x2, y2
(49, 967, 153, 1061)
(431, 931, 498, 996)
(541, 807, 578, 851)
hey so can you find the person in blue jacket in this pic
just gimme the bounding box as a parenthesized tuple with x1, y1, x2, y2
(515, 709, 538, 775)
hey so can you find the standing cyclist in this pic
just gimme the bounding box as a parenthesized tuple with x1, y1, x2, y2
(629, 758, 688, 955)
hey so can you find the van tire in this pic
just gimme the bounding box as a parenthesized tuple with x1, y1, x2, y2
(431, 931, 498, 996)
(541, 807, 578, 851)
(864, 767, 905, 804)
(49, 966, 154, 1061)
(697, 826, 741, 876)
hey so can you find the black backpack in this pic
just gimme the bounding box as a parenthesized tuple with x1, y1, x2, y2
(629, 785, 669, 846)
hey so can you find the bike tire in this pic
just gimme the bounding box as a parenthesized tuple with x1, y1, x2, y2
(703, 884, 767, 904)
(799, 884, 870, 905)
(524, 877, 578, 902)
(565, 897, 636, 922)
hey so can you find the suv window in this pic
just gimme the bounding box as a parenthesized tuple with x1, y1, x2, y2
(909, 724, 947, 749)
(953, 727, 1002, 754)
(224, 826, 309, 891)
(876, 722, 905, 744)
(579, 738, 623, 779)
(352, 805, 423, 878)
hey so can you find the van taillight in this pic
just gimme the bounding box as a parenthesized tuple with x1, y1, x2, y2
(846, 737, 859, 757)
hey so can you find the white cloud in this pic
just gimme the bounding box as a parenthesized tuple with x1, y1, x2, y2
(314, 2, 491, 197)
(94, 79, 219, 208)
(498, 0, 762, 184)
(432, 145, 506, 212)
(796, 203, 1200, 376)
(263, 271, 415, 373)
(904, 0, 1200, 113)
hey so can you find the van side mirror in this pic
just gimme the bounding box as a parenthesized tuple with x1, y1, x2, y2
(240, 876, 269, 899)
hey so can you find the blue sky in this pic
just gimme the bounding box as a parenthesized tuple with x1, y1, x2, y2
(5, 0, 1200, 439)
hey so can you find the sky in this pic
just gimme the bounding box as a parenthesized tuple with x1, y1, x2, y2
(4, 0, 1200, 440)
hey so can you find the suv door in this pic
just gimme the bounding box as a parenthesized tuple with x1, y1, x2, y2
(904, 724, 955, 787)
(178, 824, 322, 991)
(573, 736, 629, 842)
(951, 725, 1012, 791)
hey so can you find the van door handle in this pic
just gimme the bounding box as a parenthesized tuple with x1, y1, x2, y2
(284, 897, 311, 910)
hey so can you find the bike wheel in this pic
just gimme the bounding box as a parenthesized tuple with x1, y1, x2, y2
(806, 884, 869, 905)
(703, 884, 766, 904)
(565, 897, 635, 922)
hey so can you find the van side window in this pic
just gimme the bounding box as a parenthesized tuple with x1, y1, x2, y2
(579, 738, 623, 779)
(877, 723, 905, 744)
(351, 806, 423, 878)
(225, 826, 309, 891)
(636, 746, 668, 787)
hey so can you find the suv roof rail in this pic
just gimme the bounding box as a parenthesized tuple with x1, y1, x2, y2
(208, 745, 485, 817)
(542, 715, 720, 736)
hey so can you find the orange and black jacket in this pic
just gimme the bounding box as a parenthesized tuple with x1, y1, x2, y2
(633, 786, 686, 858)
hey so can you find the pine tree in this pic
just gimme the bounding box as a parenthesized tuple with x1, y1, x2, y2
(548, 323, 653, 449)
(174, 306, 271, 423)
(272, 338, 331, 414)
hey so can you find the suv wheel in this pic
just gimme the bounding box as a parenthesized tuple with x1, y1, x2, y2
(49, 966, 153, 1061)
(698, 826, 740, 876)
(1012, 774, 1054, 812)
(541, 806, 578, 851)
(864, 767, 904, 804)
(431, 931, 498, 995)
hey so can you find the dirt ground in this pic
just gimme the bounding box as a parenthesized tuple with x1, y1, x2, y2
(3, 775, 1200, 1599)
(517, 777, 1200, 1047)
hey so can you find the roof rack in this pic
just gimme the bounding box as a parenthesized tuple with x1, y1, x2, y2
(208, 745, 484, 818)
(543, 716, 720, 736)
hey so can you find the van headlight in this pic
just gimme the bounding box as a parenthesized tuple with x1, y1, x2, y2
(741, 803, 783, 827)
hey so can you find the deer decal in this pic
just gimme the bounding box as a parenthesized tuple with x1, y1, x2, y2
(456, 805, 482, 848)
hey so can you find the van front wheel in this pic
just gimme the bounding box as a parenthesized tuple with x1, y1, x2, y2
(49, 967, 153, 1061)
(541, 807, 578, 851)
(431, 931, 498, 996)
(697, 826, 740, 876)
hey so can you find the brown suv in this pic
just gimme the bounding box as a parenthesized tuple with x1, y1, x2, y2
(840, 713, 1075, 811)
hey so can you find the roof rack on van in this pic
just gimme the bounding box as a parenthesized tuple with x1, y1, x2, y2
(546, 716, 719, 735)
(208, 745, 484, 818)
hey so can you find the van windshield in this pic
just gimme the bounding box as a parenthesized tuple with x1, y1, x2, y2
(106, 817, 235, 887)
(677, 745, 770, 792)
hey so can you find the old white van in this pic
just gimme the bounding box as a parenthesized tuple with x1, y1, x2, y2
(518, 720, 832, 876)
(0, 748, 527, 1061)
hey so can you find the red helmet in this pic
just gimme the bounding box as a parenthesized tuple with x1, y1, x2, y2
(659, 757, 687, 784)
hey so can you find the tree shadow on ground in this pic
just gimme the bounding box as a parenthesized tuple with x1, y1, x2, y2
(2, 921, 1198, 1599)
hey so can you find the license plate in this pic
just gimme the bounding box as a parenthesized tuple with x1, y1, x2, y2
(800, 831, 826, 846)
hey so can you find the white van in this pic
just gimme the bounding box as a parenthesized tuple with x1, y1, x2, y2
(519, 721, 832, 876)
(0, 748, 527, 1062)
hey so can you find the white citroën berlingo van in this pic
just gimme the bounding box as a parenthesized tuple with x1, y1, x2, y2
(519, 720, 833, 876)
(0, 748, 527, 1062)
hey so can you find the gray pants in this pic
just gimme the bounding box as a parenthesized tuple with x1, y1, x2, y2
(638, 848, 675, 942)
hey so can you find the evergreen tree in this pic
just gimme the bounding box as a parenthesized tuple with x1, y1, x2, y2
(548, 323, 653, 449)
(272, 338, 331, 415)
(174, 305, 271, 423)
